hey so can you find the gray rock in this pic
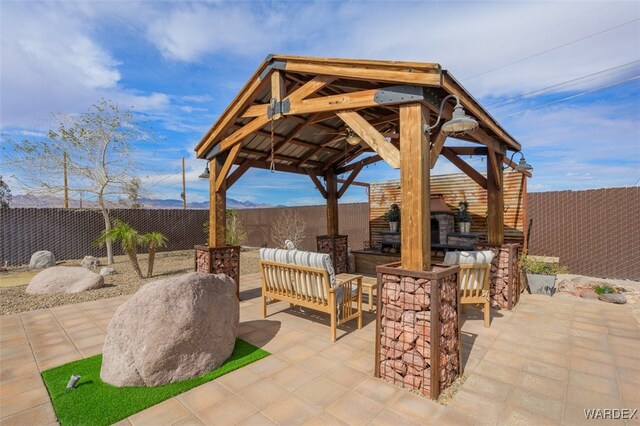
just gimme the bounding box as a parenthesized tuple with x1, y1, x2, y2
(557, 279, 576, 293)
(598, 293, 627, 304)
(29, 251, 56, 269)
(81, 256, 101, 269)
(27, 266, 104, 294)
(99, 267, 117, 276)
(100, 272, 239, 387)
(580, 292, 599, 300)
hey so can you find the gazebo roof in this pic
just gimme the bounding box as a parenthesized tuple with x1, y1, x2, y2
(195, 54, 521, 175)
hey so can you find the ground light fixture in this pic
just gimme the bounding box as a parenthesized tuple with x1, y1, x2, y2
(65, 374, 81, 392)
(424, 94, 479, 136)
(198, 164, 210, 180)
(505, 151, 534, 172)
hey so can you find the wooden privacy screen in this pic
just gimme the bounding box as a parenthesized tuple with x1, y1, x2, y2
(369, 172, 526, 246)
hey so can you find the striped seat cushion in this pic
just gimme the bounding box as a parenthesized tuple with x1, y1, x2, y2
(443, 250, 495, 265)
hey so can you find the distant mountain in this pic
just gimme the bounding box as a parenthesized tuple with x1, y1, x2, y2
(9, 195, 274, 210)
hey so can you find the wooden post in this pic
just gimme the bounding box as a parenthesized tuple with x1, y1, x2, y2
(325, 171, 339, 237)
(181, 157, 187, 210)
(399, 103, 431, 270)
(487, 150, 505, 244)
(63, 152, 68, 209)
(209, 153, 227, 247)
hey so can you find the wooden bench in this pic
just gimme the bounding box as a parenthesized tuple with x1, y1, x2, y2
(259, 249, 363, 341)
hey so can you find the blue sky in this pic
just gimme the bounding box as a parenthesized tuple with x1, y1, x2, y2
(1, 0, 639, 206)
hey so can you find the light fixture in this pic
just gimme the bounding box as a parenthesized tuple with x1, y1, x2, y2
(198, 164, 210, 179)
(345, 128, 362, 146)
(424, 94, 479, 136)
(65, 374, 81, 392)
(505, 151, 533, 172)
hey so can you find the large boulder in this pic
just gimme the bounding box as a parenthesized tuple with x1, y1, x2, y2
(27, 266, 104, 294)
(29, 251, 56, 269)
(100, 272, 239, 387)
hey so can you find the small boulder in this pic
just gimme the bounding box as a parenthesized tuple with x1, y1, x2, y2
(29, 251, 55, 269)
(100, 267, 117, 276)
(27, 266, 104, 294)
(598, 293, 627, 304)
(81, 256, 101, 269)
(100, 272, 239, 387)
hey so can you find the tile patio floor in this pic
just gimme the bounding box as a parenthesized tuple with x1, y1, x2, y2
(1, 273, 639, 425)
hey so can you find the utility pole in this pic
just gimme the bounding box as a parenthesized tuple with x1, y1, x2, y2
(181, 157, 187, 209)
(63, 152, 69, 209)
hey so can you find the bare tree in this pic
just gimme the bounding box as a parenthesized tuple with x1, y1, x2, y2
(271, 209, 306, 249)
(226, 210, 247, 246)
(0, 176, 11, 209)
(125, 177, 143, 209)
(5, 98, 146, 264)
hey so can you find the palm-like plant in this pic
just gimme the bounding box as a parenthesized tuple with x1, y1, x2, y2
(143, 231, 168, 278)
(96, 220, 145, 279)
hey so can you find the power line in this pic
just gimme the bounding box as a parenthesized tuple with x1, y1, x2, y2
(499, 75, 640, 118)
(485, 60, 640, 107)
(458, 1, 620, 68)
(465, 18, 640, 80)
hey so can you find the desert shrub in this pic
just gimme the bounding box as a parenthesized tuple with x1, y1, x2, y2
(520, 256, 569, 275)
(594, 285, 615, 295)
(271, 209, 306, 249)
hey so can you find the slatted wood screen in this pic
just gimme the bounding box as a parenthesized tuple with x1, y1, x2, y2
(369, 172, 526, 246)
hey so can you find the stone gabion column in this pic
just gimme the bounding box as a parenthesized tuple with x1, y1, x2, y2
(194, 245, 240, 299)
(316, 235, 348, 274)
(475, 243, 522, 309)
(375, 262, 460, 400)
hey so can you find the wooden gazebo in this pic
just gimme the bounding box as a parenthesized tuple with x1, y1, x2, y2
(194, 54, 527, 399)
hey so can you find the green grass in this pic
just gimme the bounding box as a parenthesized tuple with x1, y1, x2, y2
(41, 339, 269, 426)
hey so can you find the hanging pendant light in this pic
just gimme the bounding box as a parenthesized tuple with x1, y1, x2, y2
(345, 128, 362, 146)
(198, 164, 210, 179)
(424, 94, 479, 137)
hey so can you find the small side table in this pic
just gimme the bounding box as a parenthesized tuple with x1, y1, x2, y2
(362, 277, 377, 312)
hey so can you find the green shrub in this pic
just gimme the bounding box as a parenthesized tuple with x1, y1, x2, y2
(594, 285, 615, 295)
(520, 256, 568, 275)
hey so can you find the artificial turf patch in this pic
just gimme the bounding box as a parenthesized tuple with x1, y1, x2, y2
(41, 339, 269, 426)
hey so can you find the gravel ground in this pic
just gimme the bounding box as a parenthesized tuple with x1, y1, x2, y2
(0, 249, 261, 316)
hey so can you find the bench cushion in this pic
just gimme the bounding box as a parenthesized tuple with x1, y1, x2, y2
(443, 250, 495, 265)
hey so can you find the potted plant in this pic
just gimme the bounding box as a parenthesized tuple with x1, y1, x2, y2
(384, 204, 401, 232)
(457, 201, 471, 233)
(520, 255, 568, 296)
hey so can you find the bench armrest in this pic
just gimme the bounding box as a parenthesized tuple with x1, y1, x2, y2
(331, 274, 363, 292)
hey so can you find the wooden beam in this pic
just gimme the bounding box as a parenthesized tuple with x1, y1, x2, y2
(399, 103, 431, 270)
(216, 115, 269, 155)
(470, 128, 506, 155)
(226, 160, 250, 189)
(245, 159, 314, 175)
(337, 163, 364, 198)
(196, 67, 271, 157)
(429, 131, 447, 169)
(337, 179, 369, 188)
(270, 70, 286, 120)
(242, 75, 336, 118)
(447, 146, 488, 156)
(336, 110, 400, 169)
(336, 154, 382, 174)
(241, 147, 325, 169)
(487, 151, 505, 244)
(325, 171, 339, 237)
(215, 143, 241, 192)
(209, 153, 227, 247)
(307, 170, 327, 199)
(272, 113, 320, 153)
(441, 148, 488, 190)
(487, 149, 501, 190)
(284, 61, 441, 86)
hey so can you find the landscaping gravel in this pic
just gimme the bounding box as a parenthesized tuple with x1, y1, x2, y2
(0, 249, 261, 316)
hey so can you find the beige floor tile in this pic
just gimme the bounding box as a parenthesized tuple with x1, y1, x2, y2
(499, 405, 560, 426)
(369, 408, 419, 425)
(277, 344, 318, 364)
(473, 359, 521, 385)
(171, 414, 205, 426)
(129, 398, 191, 426)
(302, 411, 347, 426)
(269, 365, 318, 391)
(262, 394, 321, 426)
(196, 395, 258, 425)
(176, 381, 232, 413)
(236, 378, 292, 411)
(0, 359, 39, 382)
(0, 402, 57, 426)
(447, 389, 505, 424)
(461, 373, 513, 402)
(521, 360, 568, 383)
(215, 365, 262, 393)
(387, 391, 445, 424)
(296, 376, 349, 409)
(565, 385, 623, 409)
(246, 355, 290, 378)
(0, 374, 45, 400)
(515, 371, 566, 400)
(36, 350, 82, 371)
(509, 387, 564, 423)
(325, 390, 384, 426)
(568, 370, 620, 397)
(323, 365, 369, 390)
(0, 386, 51, 418)
(353, 377, 401, 405)
(237, 412, 275, 426)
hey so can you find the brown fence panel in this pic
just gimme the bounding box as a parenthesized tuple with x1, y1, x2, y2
(528, 187, 640, 280)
